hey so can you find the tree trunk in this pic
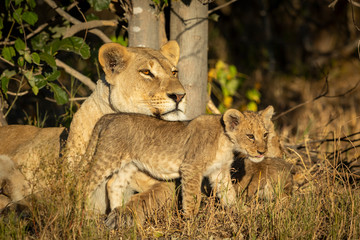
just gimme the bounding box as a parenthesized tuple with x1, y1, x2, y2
(170, 0, 208, 119)
(127, 0, 166, 49)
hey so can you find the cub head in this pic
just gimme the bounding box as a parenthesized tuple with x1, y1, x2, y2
(223, 106, 274, 163)
(98, 41, 187, 121)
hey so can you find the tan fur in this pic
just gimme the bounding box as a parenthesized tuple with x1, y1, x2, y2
(0, 41, 187, 211)
(122, 117, 292, 226)
(232, 156, 293, 199)
(84, 106, 274, 227)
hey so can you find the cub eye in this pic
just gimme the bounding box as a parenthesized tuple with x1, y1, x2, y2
(264, 132, 268, 138)
(139, 69, 154, 78)
(246, 134, 255, 141)
(172, 70, 178, 76)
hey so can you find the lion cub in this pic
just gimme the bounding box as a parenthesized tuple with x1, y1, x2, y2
(84, 106, 274, 219)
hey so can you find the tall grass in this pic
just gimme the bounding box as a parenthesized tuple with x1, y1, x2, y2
(1, 144, 359, 239)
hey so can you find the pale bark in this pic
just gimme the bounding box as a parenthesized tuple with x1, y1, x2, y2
(170, 0, 208, 119)
(127, 0, 164, 49)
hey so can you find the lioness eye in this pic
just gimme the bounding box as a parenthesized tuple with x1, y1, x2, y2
(246, 134, 255, 141)
(264, 132, 268, 138)
(139, 69, 154, 77)
(172, 70, 178, 76)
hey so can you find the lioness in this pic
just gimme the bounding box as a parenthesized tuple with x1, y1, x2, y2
(0, 41, 187, 211)
(84, 106, 274, 227)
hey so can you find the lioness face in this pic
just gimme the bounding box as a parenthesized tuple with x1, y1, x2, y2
(223, 106, 274, 163)
(99, 41, 187, 121)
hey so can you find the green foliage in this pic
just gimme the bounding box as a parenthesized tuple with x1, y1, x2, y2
(87, 0, 111, 11)
(208, 60, 263, 112)
(110, 35, 128, 47)
(0, 0, 92, 112)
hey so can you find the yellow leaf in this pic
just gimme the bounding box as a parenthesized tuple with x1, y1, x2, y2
(224, 96, 233, 108)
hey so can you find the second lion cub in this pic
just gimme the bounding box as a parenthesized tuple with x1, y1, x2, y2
(84, 106, 274, 220)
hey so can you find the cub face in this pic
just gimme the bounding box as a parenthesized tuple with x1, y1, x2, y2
(223, 106, 274, 163)
(98, 41, 187, 121)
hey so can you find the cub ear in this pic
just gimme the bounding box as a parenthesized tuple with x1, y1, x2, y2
(259, 105, 274, 127)
(98, 43, 131, 81)
(223, 109, 243, 132)
(160, 40, 180, 66)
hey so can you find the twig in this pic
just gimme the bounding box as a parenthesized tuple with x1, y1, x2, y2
(63, 20, 117, 38)
(0, 56, 15, 67)
(208, 0, 238, 15)
(0, 23, 48, 45)
(207, 99, 221, 114)
(287, 131, 360, 150)
(43, 0, 112, 43)
(69, 97, 87, 101)
(6, 90, 29, 96)
(55, 59, 96, 91)
(273, 76, 360, 120)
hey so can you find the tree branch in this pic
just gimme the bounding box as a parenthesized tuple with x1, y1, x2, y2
(63, 20, 117, 38)
(0, 23, 49, 45)
(273, 76, 360, 120)
(55, 59, 96, 91)
(208, 0, 238, 15)
(43, 0, 112, 43)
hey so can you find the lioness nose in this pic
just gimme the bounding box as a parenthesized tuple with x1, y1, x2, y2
(167, 93, 185, 104)
(257, 150, 265, 155)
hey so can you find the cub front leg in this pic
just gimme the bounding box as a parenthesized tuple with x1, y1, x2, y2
(107, 163, 138, 210)
(208, 166, 236, 207)
(180, 163, 203, 217)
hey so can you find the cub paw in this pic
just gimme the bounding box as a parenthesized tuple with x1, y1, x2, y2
(104, 208, 120, 230)
(104, 208, 135, 229)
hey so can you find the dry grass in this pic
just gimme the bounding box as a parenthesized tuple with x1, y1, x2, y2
(1, 131, 360, 239)
(1, 60, 360, 239)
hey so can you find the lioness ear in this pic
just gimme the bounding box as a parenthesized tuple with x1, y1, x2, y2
(223, 109, 243, 132)
(259, 105, 274, 127)
(160, 40, 180, 66)
(98, 43, 131, 80)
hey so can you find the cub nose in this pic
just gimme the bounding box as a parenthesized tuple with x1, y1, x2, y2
(167, 93, 186, 104)
(257, 150, 265, 155)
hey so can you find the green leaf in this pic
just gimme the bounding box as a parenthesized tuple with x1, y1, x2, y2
(226, 79, 240, 96)
(247, 101, 258, 112)
(15, 0, 23, 6)
(87, 0, 111, 11)
(31, 32, 49, 51)
(229, 65, 237, 78)
(86, 13, 99, 21)
(17, 56, 25, 66)
(13, 8, 23, 24)
(33, 75, 47, 89)
(1, 69, 16, 79)
(5, 0, 10, 9)
(22, 11, 38, 26)
(2, 47, 16, 62)
(25, 71, 47, 92)
(0, 17, 3, 30)
(27, 0, 36, 8)
(31, 52, 40, 64)
(45, 70, 60, 81)
(246, 88, 261, 103)
(48, 83, 69, 105)
(0, 70, 16, 93)
(39, 52, 56, 68)
(209, 13, 220, 22)
(59, 37, 90, 59)
(14, 38, 26, 52)
(32, 85, 39, 95)
(47, 39, 61, 55)
(1, 77, 10, 94)
(24, 51, 32, 63)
